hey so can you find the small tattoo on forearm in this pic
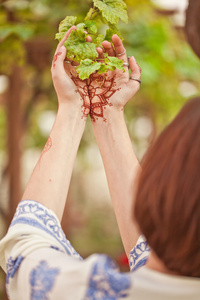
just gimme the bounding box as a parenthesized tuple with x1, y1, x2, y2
(38, 136, 52, 168)
(41, 136, 52, 157)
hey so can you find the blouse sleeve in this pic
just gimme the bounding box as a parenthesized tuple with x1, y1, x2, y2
(0, 200, 132, 300)
(128, 235, 151, 272)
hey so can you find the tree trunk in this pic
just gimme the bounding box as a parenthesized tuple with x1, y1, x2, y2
(2, 66, 23, 300)
(7, 66, 23, 225)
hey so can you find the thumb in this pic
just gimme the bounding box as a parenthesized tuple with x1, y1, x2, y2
(51, 46, 66, 72)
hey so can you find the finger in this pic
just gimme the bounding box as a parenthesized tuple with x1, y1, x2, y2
(129, 56, 141, 79)
(96, 47, 104, 60)
(86, 35, 92, 42)
(102, 40, 115, 57)
(55, 26, 76, 53)
(112, 34, 127, 63)
(84, 31, 93, 44)
(127, 56, 141, 89)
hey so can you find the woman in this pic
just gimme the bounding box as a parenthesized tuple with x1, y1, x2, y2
(0, 27, 199, 299)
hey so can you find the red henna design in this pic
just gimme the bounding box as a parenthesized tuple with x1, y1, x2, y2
(88, 74, 120, 122)
(71, 75, 90, 119)
(53, 52, 62, 69)
(70, 73, 120, 122)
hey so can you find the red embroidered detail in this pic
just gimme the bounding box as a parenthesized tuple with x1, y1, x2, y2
(88, 74, 120, 122)
(53, 52, 62, 69)
(71, 75, 90, 119)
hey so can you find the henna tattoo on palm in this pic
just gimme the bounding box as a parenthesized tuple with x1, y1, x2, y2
(71, 76, 90, 119)
(71, 73, 120, 122)
(88, 74, 120, 122)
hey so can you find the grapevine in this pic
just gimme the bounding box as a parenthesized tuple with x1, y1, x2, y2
(55, 0, 128, 80)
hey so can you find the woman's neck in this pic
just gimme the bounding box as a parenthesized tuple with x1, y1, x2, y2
(145, 251, 179, 276)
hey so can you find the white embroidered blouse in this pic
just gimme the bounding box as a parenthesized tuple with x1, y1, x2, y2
(0, 200, 199, 299)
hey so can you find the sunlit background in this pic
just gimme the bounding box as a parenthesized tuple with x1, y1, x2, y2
(0, 0, 200, 298)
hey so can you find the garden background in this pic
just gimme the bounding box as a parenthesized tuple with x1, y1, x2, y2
(0, 0, 200, 299)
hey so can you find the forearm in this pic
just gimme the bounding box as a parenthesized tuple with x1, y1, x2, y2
(92, 108, 141, 256)
(22, 104, 85, 221)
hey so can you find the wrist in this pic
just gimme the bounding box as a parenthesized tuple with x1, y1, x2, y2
(58, 100, 88, 123)
(55, 104, 86, 139)
(91, 105, 125, 127)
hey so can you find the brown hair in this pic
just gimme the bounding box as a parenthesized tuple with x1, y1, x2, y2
(134, 97, 200, 277)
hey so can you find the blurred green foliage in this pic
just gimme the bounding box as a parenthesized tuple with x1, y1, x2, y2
(121, 6, 200, 131)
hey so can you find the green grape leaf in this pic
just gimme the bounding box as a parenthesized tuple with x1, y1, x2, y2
(85, 20, 98, 34)
(55, 0, 128, 79)
(97, 64, 110, 74)
(55, 32, 65, 41)
(105, 56, 125, 71)
(84, 8, 99, 21)
(105, 23, 123, 42)
(64, 30, 98, 62)
(93, 0, 128, 25)
(76, 56, 125, 80)
(105, 28, 123, 42)
(76, 59, 101, 80)
(59, 16, 77, 33)
(93, 34, 105, 47)
(55, 16, 77, 41)
(76, 23, 86, 31)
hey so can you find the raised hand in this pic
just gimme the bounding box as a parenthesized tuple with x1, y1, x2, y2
(56, 30, 141, 123)
(88, 35, 141, 122)
(22, 29, 90, 222)
(51, 26, 90, 119)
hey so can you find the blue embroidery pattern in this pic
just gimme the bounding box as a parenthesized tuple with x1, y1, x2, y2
(6, 256, 24, 284)
(50, 245, 62, 252)
(84, 255, 131, 299)
(129, 240, 150, 272)
(30, 260, 59, 300)
(10, 200, 82, 260)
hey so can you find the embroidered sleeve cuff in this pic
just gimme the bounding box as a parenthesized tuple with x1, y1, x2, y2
(128, 235, 151, 272)
(0, 200, 82, 272)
